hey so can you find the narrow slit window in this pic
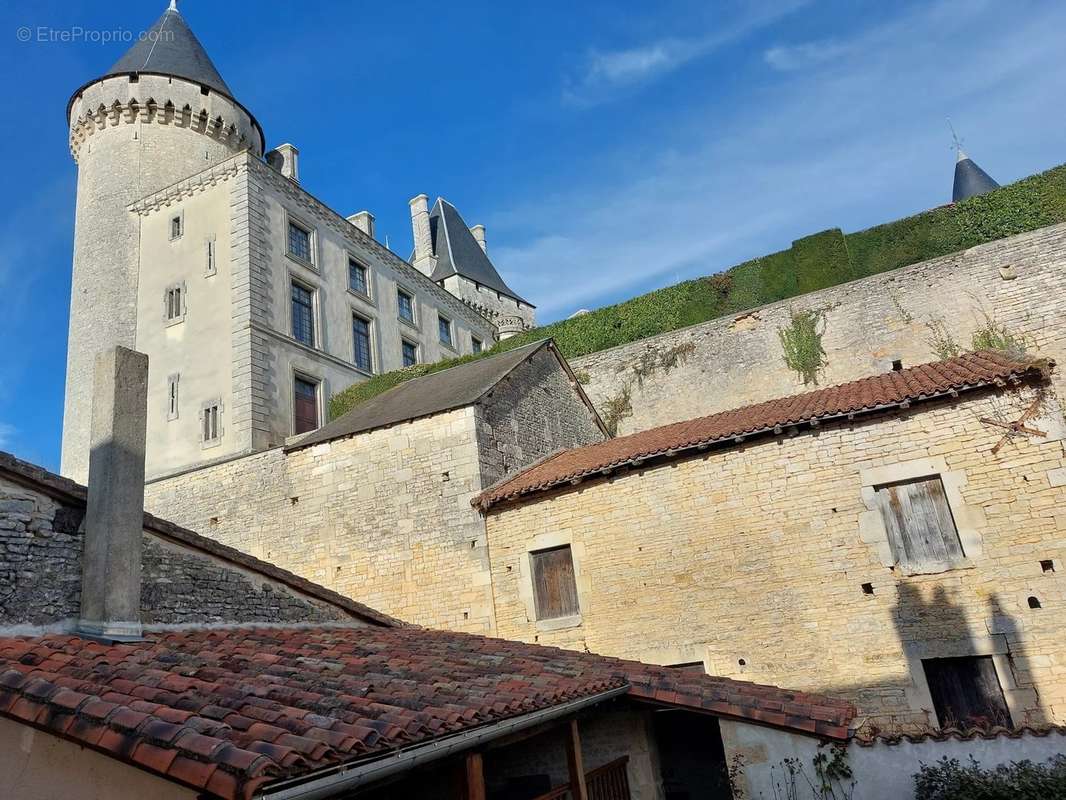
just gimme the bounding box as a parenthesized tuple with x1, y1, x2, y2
(530, 545, 580, 620)
(200, 400, 222, 446)
(875, 475, 963, 570)
(170, 214, 183, 240)
(164, 283, 185, 323)
(166, 374, 180, 421)
(205, 238, 216, 276)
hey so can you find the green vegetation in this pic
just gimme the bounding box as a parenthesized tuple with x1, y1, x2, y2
(778, 308, 828, 385)
(970, 311, 1030, 359)
(331, 163, 1066, 420)
(914, 755, 1066, 800)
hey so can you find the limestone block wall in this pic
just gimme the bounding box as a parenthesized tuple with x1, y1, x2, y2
(484, 387, 1066, 732)
(0, 473, 353, 631)
(146, 408, 496, 633)
(573, 223, 1066, 436)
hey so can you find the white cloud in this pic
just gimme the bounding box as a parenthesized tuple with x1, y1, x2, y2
(496, 0, 1066, 320)
(763, 39, 852, 72)
(0, 424, 14, 450)
(564, 2, 809, 105)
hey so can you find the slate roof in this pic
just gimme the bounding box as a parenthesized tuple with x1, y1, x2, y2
(0, 626, 855, 799)
(427, 198, 532, 306)
(476, 351, 1052, 510)
(108, 6, 233, 96)
(288, 340, 556, 451)
(0, 451, 398, 628)
(953, 151, 1000, 202)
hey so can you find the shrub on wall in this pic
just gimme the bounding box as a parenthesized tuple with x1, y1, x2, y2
(913, 755, 1066, 800)
(331, 163, 1066, 420)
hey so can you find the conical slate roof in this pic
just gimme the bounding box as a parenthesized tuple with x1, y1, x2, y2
(952, 150, 1000, 203)
(107, 4, 232, 96)
(428, 199, 532, 306)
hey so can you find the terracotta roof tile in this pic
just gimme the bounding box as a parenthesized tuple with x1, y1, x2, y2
(475, 351, 1052, 510)
(0, 626, 853, 798)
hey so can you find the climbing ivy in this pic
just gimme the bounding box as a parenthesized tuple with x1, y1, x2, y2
(778, 308, 828, 385)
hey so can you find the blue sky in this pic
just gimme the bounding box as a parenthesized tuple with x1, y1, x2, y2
(1, 0, 1064, 471)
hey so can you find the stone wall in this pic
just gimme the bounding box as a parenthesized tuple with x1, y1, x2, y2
(145, 345, 604, 633)
(0, 472, 356, 630)
(573, 222, 1066, 436)
(484, 386, 1066, 732)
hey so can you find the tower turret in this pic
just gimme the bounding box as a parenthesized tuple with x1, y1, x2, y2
(61, 3, 264, 481)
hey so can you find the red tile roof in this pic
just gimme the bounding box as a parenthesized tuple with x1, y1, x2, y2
(0, 626, 854, 798)
(475, 351, 1052, 511)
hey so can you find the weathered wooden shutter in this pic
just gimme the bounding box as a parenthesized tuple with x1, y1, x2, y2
(923, 656, 1012, 728)
(875, 476, 963, 568)
(531, 546, 579, 620)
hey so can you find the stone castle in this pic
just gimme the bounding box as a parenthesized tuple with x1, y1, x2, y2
(54, 1, 1066, 747)
(61, 3, 535, 483)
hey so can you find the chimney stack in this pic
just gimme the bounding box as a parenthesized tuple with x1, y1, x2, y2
(348, 211, 375, 239)
(78, 346, 148, 641)
(470, 224, 487, 254)
(409, 194, 435, 276)
(266, 143, 300, 181)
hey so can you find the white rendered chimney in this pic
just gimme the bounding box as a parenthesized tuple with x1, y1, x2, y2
(266, 143, 300, 181)
(409, 194, 435, 276)
(348, 211, 375, 239)
(470, 224, 487, 253)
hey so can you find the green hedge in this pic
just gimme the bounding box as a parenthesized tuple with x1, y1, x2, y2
(331, 163, 1066, 420)
(914, 755, 1066, 800)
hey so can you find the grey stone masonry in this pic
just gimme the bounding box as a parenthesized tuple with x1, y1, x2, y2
(79, 347, 148, 640)
(0, 451, 392, 632)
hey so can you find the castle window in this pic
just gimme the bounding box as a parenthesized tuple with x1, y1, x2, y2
(401, 339, 419, 368)
(438, 315, 453, 348)
(923, 656, 1012, 729)
(200, 398, 222, 447)
(166, 374, 180, 421)
(348, 259, 370, 297)
(397, 289, 415, 324)
(352, 314, 373, 372)
(287, 220, 312, 264)
(530, 545, 580, 620)
(164, 282, 186, 325)
(875, 475, 963, 570)
(204, 237, 216, 276)
(169, 212, 183, 241)
(472, 336, 483, 354)
(291, 281, 316, 347)
(293, 376, 320, 434)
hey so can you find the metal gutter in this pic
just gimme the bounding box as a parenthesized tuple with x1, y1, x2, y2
(257, 686, 628, 800)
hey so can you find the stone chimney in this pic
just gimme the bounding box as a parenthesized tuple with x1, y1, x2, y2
(348, 211, 375, 239)
(409, 194, 436, 276)
(266, 143, 300, 181)
(78, 346, 148, 641)
(470, 224, 487, 253)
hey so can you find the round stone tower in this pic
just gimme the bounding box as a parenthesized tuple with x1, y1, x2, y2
(61, 3, 264, 481)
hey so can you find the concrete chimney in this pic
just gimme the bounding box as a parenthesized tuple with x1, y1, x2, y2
(266, 143, 300, 181)
(409, 194, 436, 276)
(348, 211, 375, 239)
(470, 224, 487, 254)
(78, 346, 148, 641)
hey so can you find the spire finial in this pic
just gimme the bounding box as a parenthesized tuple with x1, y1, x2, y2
(169, 0, 178, 12)
(948, 119, 967, 162)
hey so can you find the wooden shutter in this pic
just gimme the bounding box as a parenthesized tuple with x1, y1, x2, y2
(923, 656, 1012, 728)
(293, 379, 319, 434)
(531, 546, 579, 620)
(875, 476, 963, 568)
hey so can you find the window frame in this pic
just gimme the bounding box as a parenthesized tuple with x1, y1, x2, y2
(204, 235, 217, 277)
(163, 281, 187, 326)
(437, 314, 454, 349)
(347, 256, 371, 300)
(166, 373, 180, 421)
(292, 373, 321, 435)
(351, 312, 374, 374)
(471, 336, 483, 354)
(199, 397, 223, 449)
(873, 475, 964, 571)
(290, 278, 317, 348)
(922, 655, 1013, 729)
(401, 338, 419, 368)
(396, 287, 417, 327)
(285, 215, 316, 268)
(169, 210, 184, 241)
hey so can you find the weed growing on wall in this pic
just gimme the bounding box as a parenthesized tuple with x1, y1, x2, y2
(970, 311, 1030, 358)
(601, 384, 633, 436)
(778, 308, 828, 385)
(769, 744, 855, 800)
(926, 317, 962, 360)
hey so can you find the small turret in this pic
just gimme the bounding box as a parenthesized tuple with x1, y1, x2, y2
(949, 124, 999, 203)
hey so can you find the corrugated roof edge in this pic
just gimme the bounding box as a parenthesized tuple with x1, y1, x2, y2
(0, 451, 401, 628)
(474, 352, 1054, 512)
